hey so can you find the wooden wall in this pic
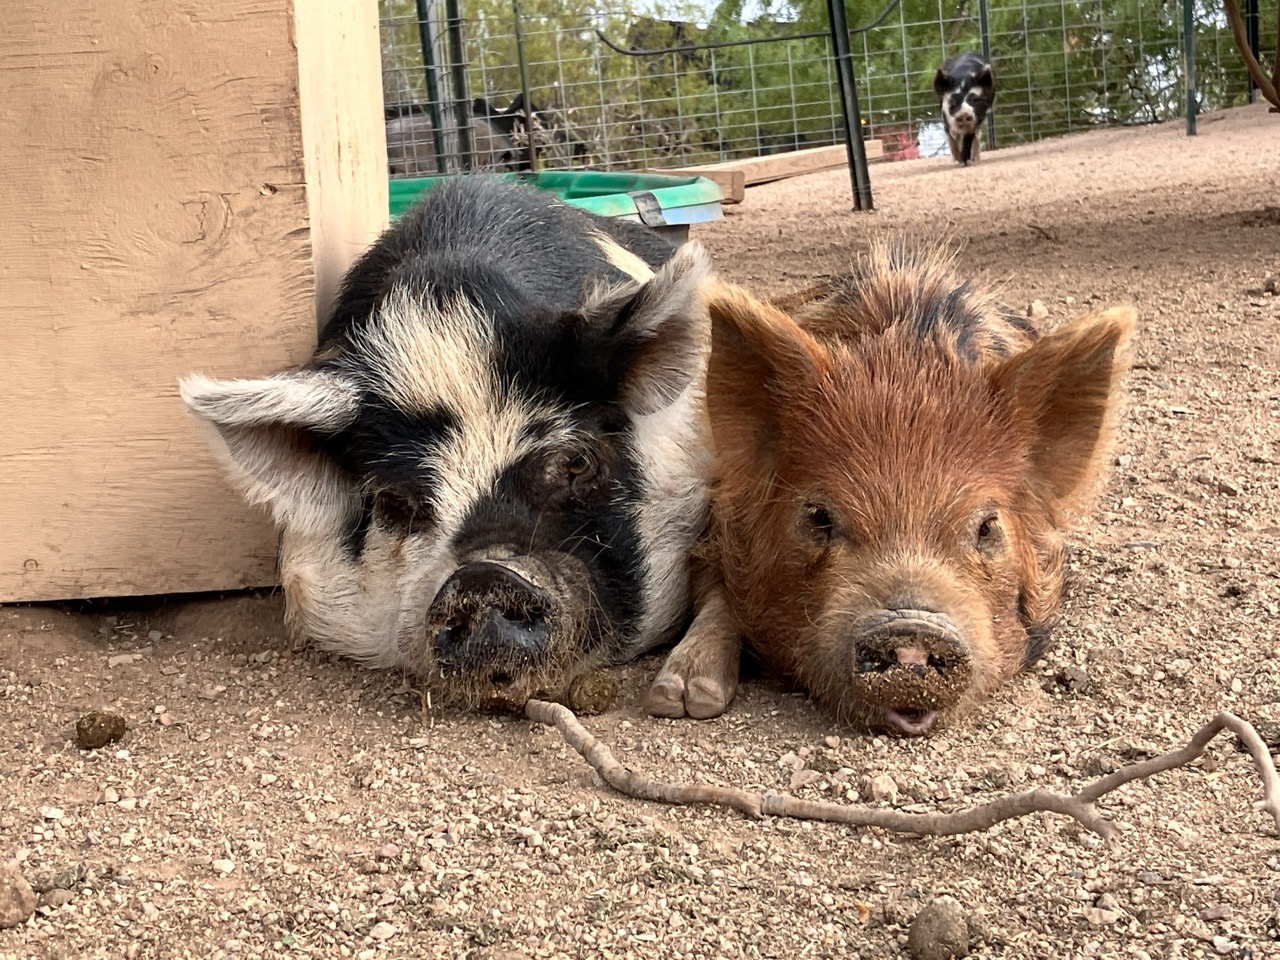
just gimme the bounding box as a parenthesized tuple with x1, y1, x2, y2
(0, 0, 388, 602)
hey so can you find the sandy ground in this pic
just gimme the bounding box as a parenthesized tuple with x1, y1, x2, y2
(3, 103, 1280, 960)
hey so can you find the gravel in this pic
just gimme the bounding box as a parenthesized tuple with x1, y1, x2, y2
(3, 102, 1280, 958)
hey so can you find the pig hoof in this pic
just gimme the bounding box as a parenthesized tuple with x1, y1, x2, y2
(645, 673, 733, 720)
(645, 675, 691, 718)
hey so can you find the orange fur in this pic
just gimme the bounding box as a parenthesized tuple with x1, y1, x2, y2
(701, 244, 1135, 732)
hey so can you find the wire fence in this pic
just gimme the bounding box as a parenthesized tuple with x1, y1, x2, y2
(379, 0, 1277, 177)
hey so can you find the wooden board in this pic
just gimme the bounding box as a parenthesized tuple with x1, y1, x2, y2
(641, 168, 746, 205)
(688, 141, 885, 187)
(0, 0, 388, 602)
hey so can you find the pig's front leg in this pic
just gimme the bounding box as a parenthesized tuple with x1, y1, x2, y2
(646, 583, 742, 720)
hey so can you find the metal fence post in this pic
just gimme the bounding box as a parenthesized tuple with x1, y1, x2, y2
(444, 0, 473, 169)
(979, 0, 996, 150)
(825, 0, 874, 210)
(511, 0, 538, 170)
(414, 0, 451, 173)
(1182, 0, 1197, 135)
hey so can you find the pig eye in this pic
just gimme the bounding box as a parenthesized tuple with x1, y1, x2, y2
(805, 503, 835, 543)
(373, 490, 418, 528)
(566, 454, 592, 478)
(974, 514, 1003, 553)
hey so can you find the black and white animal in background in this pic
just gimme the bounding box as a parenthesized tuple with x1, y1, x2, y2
(180, 179, 714, 707)
(384, 96, 590, 177)
(933, 53, 996, 166)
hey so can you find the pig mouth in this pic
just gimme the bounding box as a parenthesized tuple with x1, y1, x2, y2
(847, 609, 972, 737)
(882, 707, 940, 736)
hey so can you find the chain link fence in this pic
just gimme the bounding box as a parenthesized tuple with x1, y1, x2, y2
(379, 0, 1277, 176)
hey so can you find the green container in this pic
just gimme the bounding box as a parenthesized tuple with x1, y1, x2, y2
(388, 171, 724, 244)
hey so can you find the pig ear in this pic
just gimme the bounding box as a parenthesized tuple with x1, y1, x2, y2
(579, 241, 713, 416)
(978, 63, 996, 96)
(932, 68, 951, 98)
(178, 370, 361, 533)
(703, 281, 831, 469)
(992, 307, 1136, 525)
(706, 280, 830, 384)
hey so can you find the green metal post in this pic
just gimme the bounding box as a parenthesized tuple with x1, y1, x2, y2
(1183, 0, 1197, 135)
(825, 0, 873, 210)
(415, 0, 450, 171)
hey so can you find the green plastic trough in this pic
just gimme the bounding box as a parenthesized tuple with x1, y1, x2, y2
(388, 171, 724, 244)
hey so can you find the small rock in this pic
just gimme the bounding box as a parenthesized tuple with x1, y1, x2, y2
(107, 654, 138, 668)
(211, 859, 235, 875)
(866, 774, 898, 804)
(40, 806, 64, 821)
(1216, 479, 1240, 496)
(789, 769, 822, 791)
(0, 862, 38, 929)
(1026, 300, 1049, 321)
(75, 711, 127, 750)
(369, 921, 398, 941)
(100, 787, 119, 804)
(37, 888, 74, 910)
(824, 735, 840, 749)
(1167, 658, 1194, 679)
(259, 774, 278, 787)
(147, 630, 163, 643)
(1200, 904, 1232, 922)
(908, 895, 969, 960)
(1139, 871, 1163, 885)
(377, 843, 401, 860)
(1083, 907, 1120, 925)
(1045, 665, 1093, 696)
(1264, 275, 1279, 295)
(29, 864, 86, 894)
(1211, 936, 1234, 956)
(1095, 893, 1120, 911)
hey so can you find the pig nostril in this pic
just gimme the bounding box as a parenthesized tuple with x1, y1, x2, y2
(927, 654, 950, 672)
(858, 650, 897, 674)
(489, 670, 513, 686)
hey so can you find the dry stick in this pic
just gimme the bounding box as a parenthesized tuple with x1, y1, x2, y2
(525, 701, 1280, 841)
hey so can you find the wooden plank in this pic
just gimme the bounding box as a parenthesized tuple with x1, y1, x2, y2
(687, 141, 885, 187)
(295, 0, 389, 328)
(0, 0, 387, 602)
(640, 168, 746, 205)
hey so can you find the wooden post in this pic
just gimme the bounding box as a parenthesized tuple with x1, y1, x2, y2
(0, 0, 388, 602)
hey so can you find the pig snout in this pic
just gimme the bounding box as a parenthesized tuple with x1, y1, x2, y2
(428, 561, 551, 682)
(849, 608, 973, 736)
(950, 109, 977, 132)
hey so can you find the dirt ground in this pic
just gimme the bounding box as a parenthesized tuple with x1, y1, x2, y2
(3, 103, 1280, 960)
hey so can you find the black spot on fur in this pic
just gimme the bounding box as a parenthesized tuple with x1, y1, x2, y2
(321, 177, 675, 347)
(450, 407, 646, 657)
(321, 399, 458, 538)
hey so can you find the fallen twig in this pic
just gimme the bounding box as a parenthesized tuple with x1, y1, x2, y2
(524, 701, 1280, 841)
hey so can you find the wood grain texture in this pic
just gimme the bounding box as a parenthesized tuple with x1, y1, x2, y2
(295, 0, 389, 328)
(687, 141, 886, 186)
(0, 0, 386, 602)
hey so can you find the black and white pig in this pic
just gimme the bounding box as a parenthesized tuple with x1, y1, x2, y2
(180, 178, 713, 707)
(933, 52, 996, 166)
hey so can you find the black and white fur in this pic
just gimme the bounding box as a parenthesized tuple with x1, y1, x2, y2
(933, 53, 996, 166)
(180, 178, 713, 701)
